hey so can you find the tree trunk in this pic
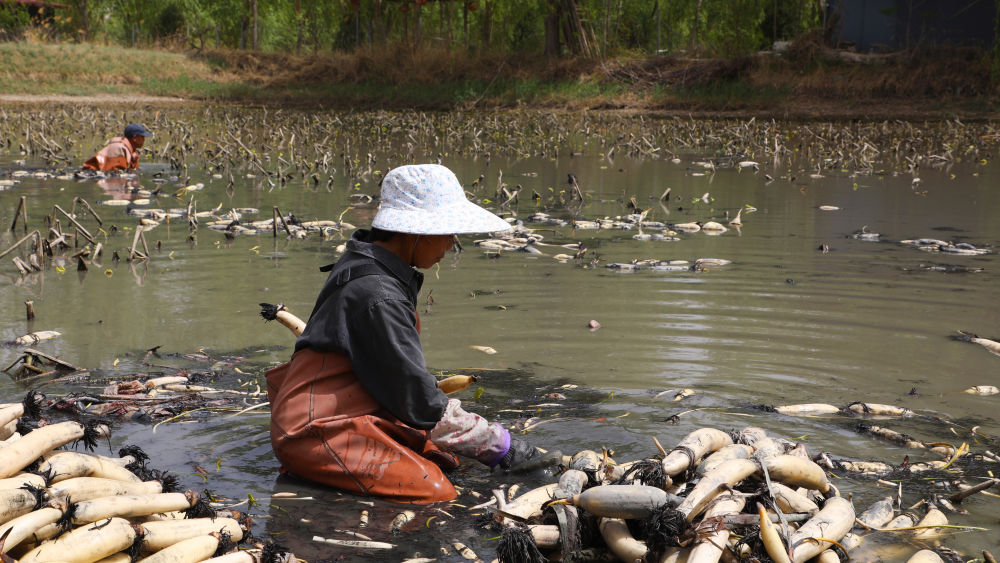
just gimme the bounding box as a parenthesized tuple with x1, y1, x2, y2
(612, 0, 623, 52)
(295, 0, 302, 55)
(481, 0, 492, 49)
(403, 2, 409, 42)
(367, 0, 376, 47)
(562, 0, 590, 57)
(602, 0, 609, 55)
(251, 0, 259, 50)
(310, 1, 319, 52)
(544, 0, 561, 57)
(78, 0, 88, 40)
(772, 0, 777, 44)
(560, 0, 578, 55)
(416, 1, 422, 46)
(656, 0, 661, 53)
(689, 0, 702, 52)
(445, 0, 452, 46)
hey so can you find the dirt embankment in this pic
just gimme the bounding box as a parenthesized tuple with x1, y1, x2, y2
(193, 39, 1000, 118)
(2, 37, 997, 119)
(0, 93, 188, 105)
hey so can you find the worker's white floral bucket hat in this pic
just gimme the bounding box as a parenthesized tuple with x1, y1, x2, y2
(373, 164, 512, 235)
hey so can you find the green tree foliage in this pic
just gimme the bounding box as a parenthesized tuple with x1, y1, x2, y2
(0, 3, 32, 40)
(28, 0, 823, 58)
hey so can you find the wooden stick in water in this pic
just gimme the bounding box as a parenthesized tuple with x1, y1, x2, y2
(9, 196, 27, 233)
(52, 204, 95, 245)
(73, 197, 103, 226)
(0, 230, 40, 260)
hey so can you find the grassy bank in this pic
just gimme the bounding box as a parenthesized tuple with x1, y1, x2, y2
(1, 40, 997, 118)
(0, 42, 237, 98)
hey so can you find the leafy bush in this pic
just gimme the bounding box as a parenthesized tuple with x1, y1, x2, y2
(0, 4, 30, 41)
(153, 3, 186, 39)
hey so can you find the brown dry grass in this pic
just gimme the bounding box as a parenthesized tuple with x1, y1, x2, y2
(2, 39, 995, 117)
(203, 41, 995, 101)
(199, 44, 600, 87)
(600, 57, 752, 88)
(752, 31, 996, 100)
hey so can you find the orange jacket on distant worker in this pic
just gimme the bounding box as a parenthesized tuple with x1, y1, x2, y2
(83, 137, 140, 171)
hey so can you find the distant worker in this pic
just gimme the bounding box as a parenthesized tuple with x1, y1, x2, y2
(83, 123, 153, 171)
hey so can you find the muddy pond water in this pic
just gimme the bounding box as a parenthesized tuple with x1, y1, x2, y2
(0, 108, 998, 561)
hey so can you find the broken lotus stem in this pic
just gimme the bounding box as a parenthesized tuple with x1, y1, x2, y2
(259, 302, 307, 336)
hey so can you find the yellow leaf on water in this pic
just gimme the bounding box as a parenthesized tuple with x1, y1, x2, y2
(942, 442, 969, 470)
(470, 345, 497, 355)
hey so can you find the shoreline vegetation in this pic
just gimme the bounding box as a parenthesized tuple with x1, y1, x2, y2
(1, 39, 997, 119)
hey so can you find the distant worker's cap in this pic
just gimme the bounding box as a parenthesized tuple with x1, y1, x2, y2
(124, 123, 154, 138)
(373, 164, 511, 235)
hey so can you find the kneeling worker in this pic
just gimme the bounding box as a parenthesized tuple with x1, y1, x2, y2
(83, 123, 153, 171)
(267, 164, 548, 503)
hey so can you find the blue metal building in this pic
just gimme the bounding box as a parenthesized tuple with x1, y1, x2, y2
(827, 0, 996, 52)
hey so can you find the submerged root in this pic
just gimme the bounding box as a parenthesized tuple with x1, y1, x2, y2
(497, 525, 547, 563)
(577, 514, 603, 552)
(615, 459, 669, 489)
(127, 526, 146, 561)
(259, 303, 283, 322)
(183, 495, 218, 519)
(77, 419, 109, 451)
(131, 468, 180, 493)
(642, 506, 690, 556)
(22, 390, 45, 419)
(733, 528, 769, 562)
(214, 530, 236, 557)
(21, 483, 47, 512)
(261, 540, 293, 563)
(474, 510, 501, 532)
(119, 444, 151, 464)
(844, 401, 871, 414)
(30, 466, 57, 486)
(55, 500, 78, 533)
(120, 444, 151, 475)
(16, 417, 38, 436)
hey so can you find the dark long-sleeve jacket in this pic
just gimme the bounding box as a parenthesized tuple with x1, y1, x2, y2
(294, 229, 448, 429)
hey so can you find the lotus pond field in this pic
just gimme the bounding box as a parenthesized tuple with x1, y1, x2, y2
(1, 108, 999, 562)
